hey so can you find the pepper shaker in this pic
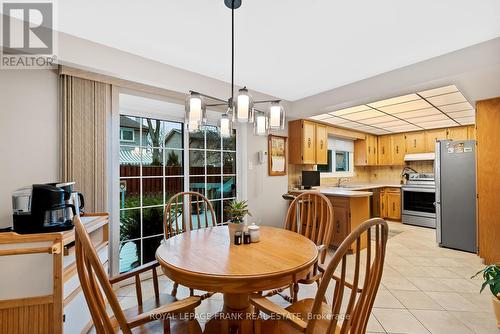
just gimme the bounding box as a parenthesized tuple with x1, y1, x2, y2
(234, 231, 242, 245)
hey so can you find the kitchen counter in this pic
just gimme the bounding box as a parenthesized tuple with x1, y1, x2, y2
(324, 183, 402, 191)
(291, 186, 372, 197)
(291, 183, 402, 198)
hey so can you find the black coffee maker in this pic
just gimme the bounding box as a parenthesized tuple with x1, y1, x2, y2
(12, 184, 76, 234)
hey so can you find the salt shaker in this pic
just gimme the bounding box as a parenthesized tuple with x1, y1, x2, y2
(248, 223, 260, 243)
(243, 232, 251, 244)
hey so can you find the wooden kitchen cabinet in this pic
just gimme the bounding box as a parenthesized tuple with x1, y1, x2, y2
(315, 124, 328, 164)
(467, 125, 476, 140)
(377, 135, 391, 165)
(387, 192, 401, 220)
(377, 134, 405, 165)
(327, 196, 371, 252)
(354, 134, 378, 166)
(447, 126, 469, 141)
(380, 189, 388, 218)
(405, 131, 426, 154)
(391, 133, 405, 165)
(331, 198, 350, 248)
(288, 119, 328, 164)
(425, 128, 447, 152)
(380, 188, 401, 220)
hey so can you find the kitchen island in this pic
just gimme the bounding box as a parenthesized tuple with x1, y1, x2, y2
(290, 187, 372, 252)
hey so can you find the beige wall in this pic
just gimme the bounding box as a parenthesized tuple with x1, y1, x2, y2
(0, 70, 60, 228)
(288, 161, 434, 188)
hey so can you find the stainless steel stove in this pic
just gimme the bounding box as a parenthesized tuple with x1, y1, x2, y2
(402, 173, 436, 228)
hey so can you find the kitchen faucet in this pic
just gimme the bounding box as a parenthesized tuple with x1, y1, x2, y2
(337, 177, 349, 187)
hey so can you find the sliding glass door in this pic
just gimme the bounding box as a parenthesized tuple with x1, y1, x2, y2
(188, 125, 237, 226)
(119, 115, 184, 273)
(116, 94, 238, 273)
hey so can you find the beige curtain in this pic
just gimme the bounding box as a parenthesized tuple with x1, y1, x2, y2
(61, 75, 111, 213)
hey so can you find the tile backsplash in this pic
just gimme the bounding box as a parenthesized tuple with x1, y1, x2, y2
(288, 161, 434, 188)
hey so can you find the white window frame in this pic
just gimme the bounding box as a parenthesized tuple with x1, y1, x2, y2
(319, 150, 354, 178)
(119, 128, 135, 142)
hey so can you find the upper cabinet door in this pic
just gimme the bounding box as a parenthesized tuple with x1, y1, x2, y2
(391, 133, 405, 165)
(377, 135, 391, 165)
(315, 124, 328, 165)
(447, 126, 469, 141)
(405, 131, 425, 154)
(367, 134, 378, 165)
(302, 121, 316, 164)
(425, 129, 447, 152)
(467, 125, 476, 140)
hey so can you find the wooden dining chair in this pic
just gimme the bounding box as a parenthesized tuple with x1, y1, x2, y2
(163, 191, 218, 299)
(74, 216, 202, 334)
(251, 218, 389, 334)
(265, 191, 333, 302)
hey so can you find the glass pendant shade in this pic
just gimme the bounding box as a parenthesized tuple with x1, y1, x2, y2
(219, 112, 232, 138)
(185, 93, 206, 132)
(254, 111, 268, 136)
(269, 102, 285, 129)
(235, 87, 253, 123)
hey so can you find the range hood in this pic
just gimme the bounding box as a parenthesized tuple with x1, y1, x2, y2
(404, 153, 435, 161)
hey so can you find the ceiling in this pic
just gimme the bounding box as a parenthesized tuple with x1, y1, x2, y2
(57, 0, 500, 101)
(309, 85, 474, 135)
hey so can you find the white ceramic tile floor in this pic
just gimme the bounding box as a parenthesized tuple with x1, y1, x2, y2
(114, 222, 497, 334)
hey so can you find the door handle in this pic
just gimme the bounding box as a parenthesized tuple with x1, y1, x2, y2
(320, 140, 324, 149)
(308, 138, 311, 148)
(396, 146, 399, 154)
(392, 203, 395, 211)
(414, 139, 417, 148)
(336, 221, 340, 233)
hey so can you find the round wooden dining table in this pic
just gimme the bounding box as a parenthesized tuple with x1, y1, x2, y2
(156, 225, 318, 334)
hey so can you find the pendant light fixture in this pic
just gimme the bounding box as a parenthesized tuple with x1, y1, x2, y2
(219, 110, 233, 138)
(254, 111, 268, 136)
(269, 101, 285, 130)
(235, 87, 253, 123)
(185, 0, 285, 136)
(185, 92, 206, 132)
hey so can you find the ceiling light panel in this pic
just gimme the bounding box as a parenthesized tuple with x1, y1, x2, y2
(351, 126, 383, 133)
(329, 105, 371, 116)
(361, 115, 399, 125)
(377, 119, 411, 128)
(337, 121, 369, 129)
(426, 91, 467, 106)
(341, 109, 385, 121)
(407, 114, 450, 123)
(454, 116, 475, 125)
(378, 99, 432, 114)
(447, 110, 475, 119)
(439, 102, 473, 113)
(321, 117, 351, 125)
(370, 129, 392, 135)
(309, 114, 332, 120)
(418, 119, 458, 129)
(395, 107, 442, 119)
(383, 124, 421, 132)
(368, 94, 420, 108)
(418, 85, 458, 98)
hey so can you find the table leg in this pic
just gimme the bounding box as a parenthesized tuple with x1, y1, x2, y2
(203, 293, 254, 334)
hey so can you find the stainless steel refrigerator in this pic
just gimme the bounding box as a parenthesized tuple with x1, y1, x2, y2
(435, 140, 477, 253)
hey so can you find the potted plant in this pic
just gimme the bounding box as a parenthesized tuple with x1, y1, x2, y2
(471, 264, 500, 328)
(225, 200, 252, 240)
